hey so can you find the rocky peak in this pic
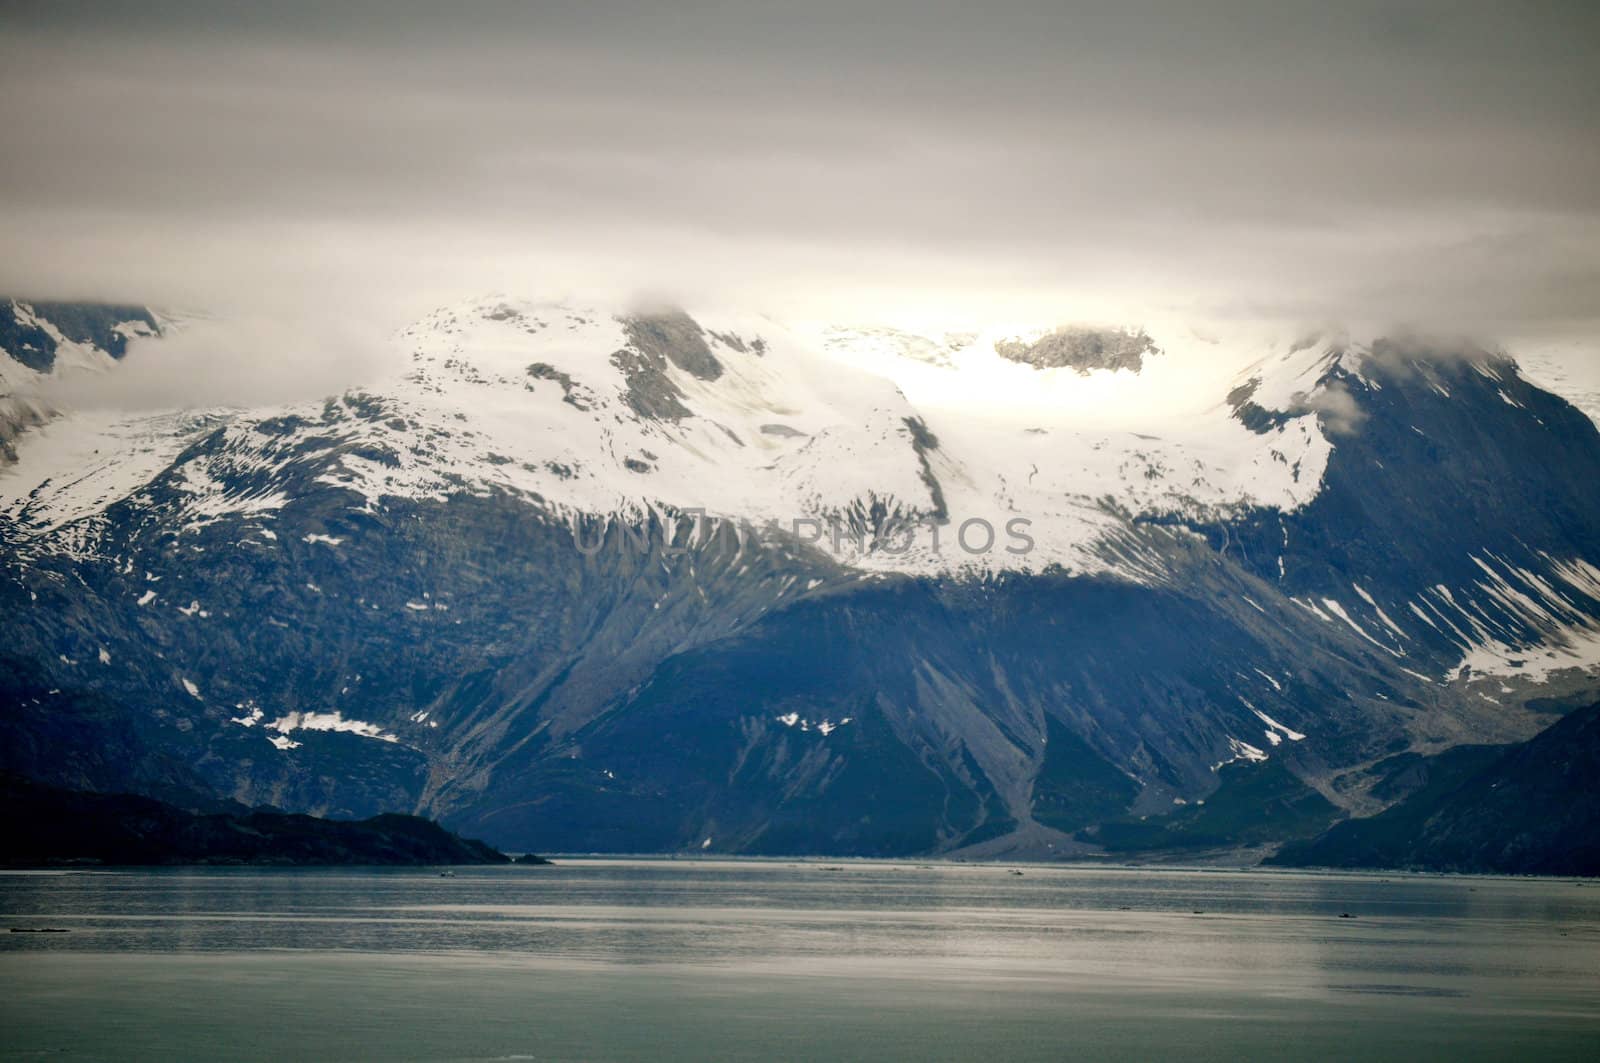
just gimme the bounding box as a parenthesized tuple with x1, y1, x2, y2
(618, 308, 724, 382)
(993, 325, 1156, 374)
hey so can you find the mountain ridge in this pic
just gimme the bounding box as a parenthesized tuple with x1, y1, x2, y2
(2, 298, 1598, 859)
(0, 774, 515, 867)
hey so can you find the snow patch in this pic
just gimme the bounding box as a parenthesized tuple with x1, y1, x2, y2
(775, 712, 853, 735)
(1214, 736, 1269, 771)
(230, 702, 264, 727)
(1321, 598, 1401, 656)
(1250, 707, 1306, 742)
(1251, 667, 1282, 691)
(265, 711, 399, 743)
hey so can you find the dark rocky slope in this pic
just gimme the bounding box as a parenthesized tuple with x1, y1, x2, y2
(1204, 338, 1600, 673)
(1269, 700, 1600, 876)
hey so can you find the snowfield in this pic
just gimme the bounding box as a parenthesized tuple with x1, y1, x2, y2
(1, 298, 1345, 582)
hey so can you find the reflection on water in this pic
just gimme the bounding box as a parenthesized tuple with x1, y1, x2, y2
(2, 861, 1598, 1061)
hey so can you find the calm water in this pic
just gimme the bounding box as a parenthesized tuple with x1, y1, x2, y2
(2, 860, 1598, 1061)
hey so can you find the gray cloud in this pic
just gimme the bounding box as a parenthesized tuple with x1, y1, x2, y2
(1, 1, 1597, 338)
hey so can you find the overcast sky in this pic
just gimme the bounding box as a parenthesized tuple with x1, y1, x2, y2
(2, 1, 1597, 338)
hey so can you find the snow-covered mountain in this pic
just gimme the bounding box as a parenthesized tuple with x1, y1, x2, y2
(1, 298, 1331, 579)
(3, 296, 1598, 858)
